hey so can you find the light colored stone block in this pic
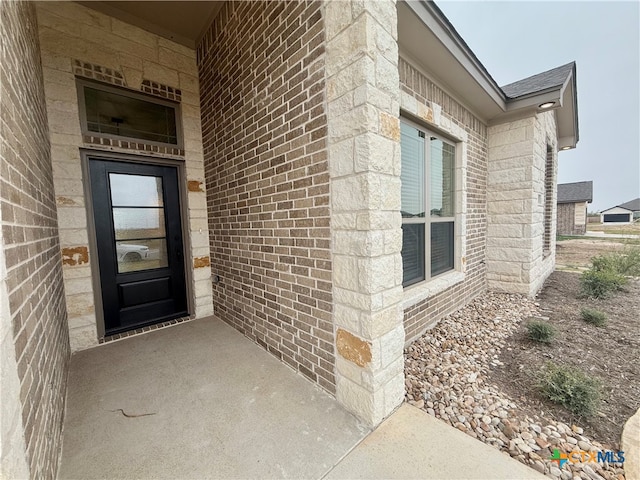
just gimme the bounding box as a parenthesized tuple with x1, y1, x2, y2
(327, 55, 376, 102)
(142, 60, 179, 87)
(57, 207, 87, 229)
(110, 17, 157, 48)
(325, 0, 355, 42)
(66, 293, 94, 318)
(69, 325, 99, 352)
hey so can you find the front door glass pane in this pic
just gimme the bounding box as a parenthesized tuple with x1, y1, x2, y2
(112, 208, 166, 240)
(116, 239, 168, 273)
(109, 174, 164, 207)
(109, 173, 168, 274)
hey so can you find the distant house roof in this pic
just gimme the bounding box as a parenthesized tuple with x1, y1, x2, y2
(557, 181, 593, 204)
(616, 198, 640, 212)
(502, 63, 576, 99)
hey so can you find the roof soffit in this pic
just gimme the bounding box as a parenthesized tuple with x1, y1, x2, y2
(78, 1, 224, 48)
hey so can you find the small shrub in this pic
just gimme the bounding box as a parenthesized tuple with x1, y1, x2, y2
(538, 362, 601, 417)
(580, 307, 607, 327)
(618, 247, 640, 276)
(591, 247, 640, 277)
(526, 320, 556, 343)
(579, 269, 626, 299)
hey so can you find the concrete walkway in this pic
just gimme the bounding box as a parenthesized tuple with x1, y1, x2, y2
(59, 317, 544, 479)
(327, 405, 544, 479)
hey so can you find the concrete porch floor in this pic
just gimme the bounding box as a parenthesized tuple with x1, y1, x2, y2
(59, 317, 544, 479)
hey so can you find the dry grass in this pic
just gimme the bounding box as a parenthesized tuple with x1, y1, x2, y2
(587, 220, 640, 236)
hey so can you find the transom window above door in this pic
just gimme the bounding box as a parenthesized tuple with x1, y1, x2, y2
(401, 120, 457, 287)
(77, 79, 182, 147)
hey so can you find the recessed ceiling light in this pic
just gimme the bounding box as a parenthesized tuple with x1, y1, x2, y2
(539, 102, 555, 109)
(560, 146, 572, 151)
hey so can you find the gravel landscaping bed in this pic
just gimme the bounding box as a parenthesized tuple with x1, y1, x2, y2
(404, 292, 627, 480)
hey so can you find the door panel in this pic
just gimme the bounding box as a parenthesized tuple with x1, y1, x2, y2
(89, 157, 188, 335)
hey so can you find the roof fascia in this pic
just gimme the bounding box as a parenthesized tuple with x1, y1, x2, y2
(603, 206, 633, 213)
(403, 0, 507, 110)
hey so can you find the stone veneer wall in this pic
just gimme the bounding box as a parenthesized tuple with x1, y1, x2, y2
(36, 2, 213, 351)
(557, 202, 587, 236)
(198, 1, 336, 391)
(529, 112, 557, 294)
(1, 2, 70, 478)
(398, 58, 488, 343)
(486, 111, 557, 296)
(325, 0, 406, 425)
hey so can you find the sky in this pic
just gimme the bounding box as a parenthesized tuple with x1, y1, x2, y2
(436, 1, 640, 212)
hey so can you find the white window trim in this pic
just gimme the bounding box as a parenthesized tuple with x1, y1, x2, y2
(400, 93, 468, 309)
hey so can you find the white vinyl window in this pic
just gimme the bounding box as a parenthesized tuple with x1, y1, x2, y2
(401, 120, 456, 287)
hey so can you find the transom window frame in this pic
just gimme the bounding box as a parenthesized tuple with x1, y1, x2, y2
(400, 116, 462, 289)
(76, 78, 184, 150)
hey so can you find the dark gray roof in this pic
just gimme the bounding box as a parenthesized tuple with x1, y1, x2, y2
(617, 198, 640, 211)
(557, 181, 593, 204)
(501, 62, 575, 99)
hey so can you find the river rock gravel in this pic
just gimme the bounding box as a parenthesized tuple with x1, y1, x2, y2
(404, 292, 626, 480)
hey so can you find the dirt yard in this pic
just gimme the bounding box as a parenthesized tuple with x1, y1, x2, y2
(556, 238, 639, 270)
(490, 247, 640, 447)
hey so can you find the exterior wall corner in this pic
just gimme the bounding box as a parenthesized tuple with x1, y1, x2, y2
(486, 111, 558, 297)
(325, 0, 405, 426)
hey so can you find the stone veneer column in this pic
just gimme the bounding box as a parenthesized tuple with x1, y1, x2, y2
(325, 0, 405, 426)
(486, 112, 557, 296)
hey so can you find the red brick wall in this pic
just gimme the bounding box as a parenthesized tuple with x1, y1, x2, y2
(0, 2, 70, 478)
(399, 58, 488, 342)
(197, 1, 335, 392)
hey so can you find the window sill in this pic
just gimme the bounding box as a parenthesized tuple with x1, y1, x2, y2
(402, 270, 465, 310)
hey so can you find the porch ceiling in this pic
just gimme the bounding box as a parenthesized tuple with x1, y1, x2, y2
(78, 1, 224, 48)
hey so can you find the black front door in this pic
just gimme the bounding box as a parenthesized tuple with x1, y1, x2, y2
(89, 157, 188, 335)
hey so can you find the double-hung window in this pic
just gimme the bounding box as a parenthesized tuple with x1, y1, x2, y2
(401, 120, 456, 287)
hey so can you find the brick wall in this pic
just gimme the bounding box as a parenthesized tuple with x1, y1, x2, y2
(398, 58, 488, 343)
(557, 203, 586, 235)
(0, 2, 70, 478)
(198, 2, 334, 391)
(36, 1, 213, 350)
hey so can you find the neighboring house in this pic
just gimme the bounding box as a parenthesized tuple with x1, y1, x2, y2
(600, 198, 640, 223)
(557, 181, 593, 235)
(0, 1, 579, 477)
(620, 198, 640, 219)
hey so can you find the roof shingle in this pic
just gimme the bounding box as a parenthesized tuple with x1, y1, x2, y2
(557, 181, 593, 203)
(617, 198, 640, 211)
(501, 62, 575, 99)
